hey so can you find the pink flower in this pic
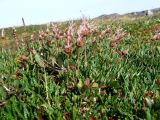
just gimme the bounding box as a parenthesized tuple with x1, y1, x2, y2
(153, 33, 160, 40)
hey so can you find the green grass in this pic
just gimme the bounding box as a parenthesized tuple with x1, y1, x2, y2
(0, 14, 160, 120)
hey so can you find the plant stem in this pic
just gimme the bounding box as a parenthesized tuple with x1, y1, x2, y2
(84, 37, 87, 67)
(66, 54, 70, 84)
(76, 47, 80, 77)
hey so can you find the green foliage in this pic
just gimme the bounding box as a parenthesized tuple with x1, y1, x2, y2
(0, 14, 160, 119)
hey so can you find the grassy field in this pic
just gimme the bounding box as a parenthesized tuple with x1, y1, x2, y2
(0, 14, 160, 120)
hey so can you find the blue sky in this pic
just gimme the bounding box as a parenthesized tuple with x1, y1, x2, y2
(0, 0, 160, 28)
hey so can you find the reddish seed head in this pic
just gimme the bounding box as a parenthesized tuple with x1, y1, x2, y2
(18, 54, 28, 69)
(153, 33, 160, 40)
(67, 25, 74, 37)
(110, 42, 117, 48)
(101, 30, 106, 36)
(81, 25, 89, 37)
(77, 17, 90, 37)
(19, 54, 28, 61)
(69, 64, 76, 70)
(64, 43, 72, 55)
(143, 91, 154, 98)
(67, 35, 72, 42)
(39, 34, 43, 40)
(93, 37, 97, 44)
(27, 48, 33, 54)
(99, 34, 103, 39)
(76, 36, 83, 48)
(155, 79, 160, 86)
(63, 32, 67, 38)
(105, 27, 112, 33)
(90, 116, 97, 120)
(84, 78, 91, 88)
(118, 50, 128, 57)
(38, 30, 46, 40)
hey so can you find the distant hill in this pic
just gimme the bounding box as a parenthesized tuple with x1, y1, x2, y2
(96, 13, 120, 19)
(95, 8, 160, 19)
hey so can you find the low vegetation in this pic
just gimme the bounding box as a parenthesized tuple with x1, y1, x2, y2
(0, 14, 160, 119)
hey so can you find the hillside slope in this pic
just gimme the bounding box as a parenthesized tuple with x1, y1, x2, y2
(0, 11, 160, 120)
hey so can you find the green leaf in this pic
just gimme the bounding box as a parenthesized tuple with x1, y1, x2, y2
(92, 82, 98, 88)
(52, 57, 57, 66)
(65, 99, 71, 110)
(77, 80, 83, 89)
(157, 46, 160, 54)
(146, 109, 152, 120)
(145, 97, 154, 108)
(40, 103, 48, 108)
(72, 106, 77, 120)
(33, 50, 45, 68)
(109, 80, 119, 88)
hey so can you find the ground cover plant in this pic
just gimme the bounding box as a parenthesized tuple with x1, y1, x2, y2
(0, 14, 160, 119)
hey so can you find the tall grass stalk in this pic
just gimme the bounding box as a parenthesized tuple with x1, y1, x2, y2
(44, 72, 51, 106)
